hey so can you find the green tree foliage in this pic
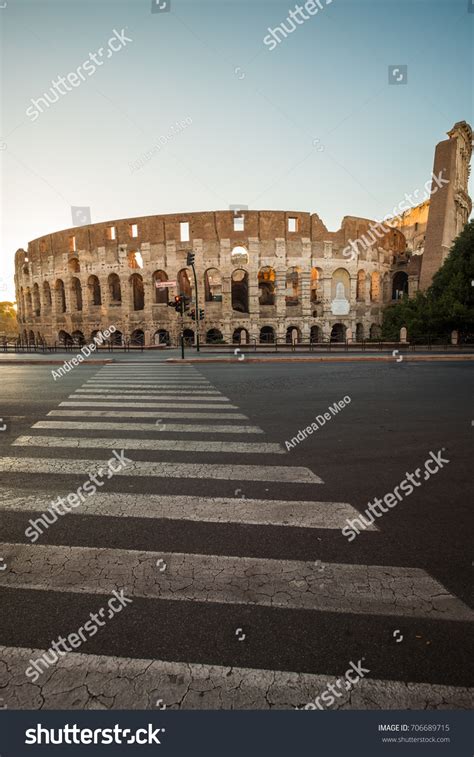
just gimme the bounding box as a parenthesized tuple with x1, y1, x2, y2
(382, 220, 474, 341)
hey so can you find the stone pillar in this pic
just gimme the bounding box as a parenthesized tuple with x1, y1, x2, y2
(300, 269, 311, 320)
(275, 269, 286, 319)
(346, 327, 353, 343)
(322, 275, 332, 314)
(400, 326, 408, 343)
(451, 330, 458, 345)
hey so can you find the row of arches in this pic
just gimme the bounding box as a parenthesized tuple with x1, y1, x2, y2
(21, 268, 407, 319)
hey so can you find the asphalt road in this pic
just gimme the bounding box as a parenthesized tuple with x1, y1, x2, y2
(0, 360, 472, 710)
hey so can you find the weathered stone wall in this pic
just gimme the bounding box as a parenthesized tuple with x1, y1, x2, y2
(15, 210, 412, 346)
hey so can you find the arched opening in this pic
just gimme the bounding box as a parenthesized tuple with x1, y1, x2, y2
(43, 281, 52, 310)
(110, 330, 123, 346)
(310, 268, 321, 302)
(128, 251, 143, 269)
(58, 330, 73, 346)
(231, 269, 249, 313)
(230, 246, 249, 266)
(71, 277, 83, 311)
(32, 284, 41, 316)
(370, 271, 380, 302)
(154, 329, 170, 345)
(356, 323, 364, 342)
(206, 328, 223, 343)
(204, 268, 222, 302)
(88, 275, 102, 306)
(356, 270, 366, 300)
(310, 325, 321, 343)
(392, 271, 408, 300)
(131, 328, 145, 346)
(330, 323, 346, 342)
(286, 326, 301, 344)
(153, 270, 169, 304)
(72, 330, 85, 346)
(370, 323, 381, 339)
(130, 273, 144, 311)
(183, 328, 195, 346)
(232, 327, 249, 344)
(68, 258, 80, 274)
(25, 289, 32, 318)
(55, 280, 66, 314)
(177, 268, 192, 299)
(28, 329, 35, 344)
(331, 268, 350, 300)
(286, 266, 301, 306)
(258, 267, 276, 306)
(259, 326, 275, 344)
(108, 273, 122, 305)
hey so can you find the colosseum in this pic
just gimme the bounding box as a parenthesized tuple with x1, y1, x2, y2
(14, 121, 472, 348)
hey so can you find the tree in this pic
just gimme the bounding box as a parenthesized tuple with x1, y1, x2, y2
(0, 302, 19, 335)
(382, 220, 474, 341)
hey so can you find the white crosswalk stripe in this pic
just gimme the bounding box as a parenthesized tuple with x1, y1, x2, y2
(48, 409, 248, 419)
(33, 420, 264, 433)
(59, 401, 239, 409)
(12, 437, 285, 455)
(1, 646, 471, 710)
(70, 394, 231, 401)
(0, 457, 322, 483)
(74, 389, 222, 396)
(0, 542, 470, 620)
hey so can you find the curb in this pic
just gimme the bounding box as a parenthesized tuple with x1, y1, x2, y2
(166, 355, 474, 364)
(0, 359, 113, 366)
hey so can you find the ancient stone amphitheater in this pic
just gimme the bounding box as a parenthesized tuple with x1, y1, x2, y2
(14, 209, 417, 347)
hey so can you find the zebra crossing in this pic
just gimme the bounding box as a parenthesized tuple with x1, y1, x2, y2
(0, 361, 472, 710)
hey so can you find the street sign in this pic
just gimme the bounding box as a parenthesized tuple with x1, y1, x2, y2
(155, 280, 176, 288)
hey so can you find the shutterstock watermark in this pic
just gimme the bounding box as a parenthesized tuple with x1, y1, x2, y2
(26, 29, 133, 122)
(51, 326, 116, 381)
(24, 450, 132, 543)
(129, 117, 193, 174)
(342, 449, 450, 541)
(25, 589, 133, 683)
(296, 659, 370, 709)
(342, 170, 449, 261)
(285, 395, 351, 451)
(264, 0, 334, 51)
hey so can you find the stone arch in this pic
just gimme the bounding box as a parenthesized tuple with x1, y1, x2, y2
(206, 328, 223, 343)
(70, 277, 83, 311)
(259, 325, 275, 343)
(177, 268, 192, 299)
(110, 329, 123, 346)
(130, 273, 144, 311)
(230, 246, 249, 265)
(356, 323, 364, 341)
(231, 269, 249, 313)
(370, 271, 380, 302)
(32, 283, 41, 316)
(331, 268, 350, 300)
(131, 328, 145, 345)
(286, 325, 301, 344)
(286, 266, 301, 306)
(370, 323, 381, 339)
(330, 323, 346, 342)
(232, 327, 249, 344)
(310, 324, 321, 342)
(88, 275, 102, 306)
(258, 267, 276, 305)
(24, 288, 32, 318)
(204, 268, 222, 302)
(58, 329, 72, 346)
(42, 281, 52, 310)
(72, 330, 86, 346)
(154, 328, 170, 345)
(108, 273, 122, 304)
(183, 328, 195, 346)
(54, 279, 66, 314)
(392, 271, 408, 300)
(356, 270, 366, 300)
(310, 267, 322, 302)
(153, 270, 168, 304)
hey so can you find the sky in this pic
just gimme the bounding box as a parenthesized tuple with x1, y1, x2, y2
(0, 0, 473, 300)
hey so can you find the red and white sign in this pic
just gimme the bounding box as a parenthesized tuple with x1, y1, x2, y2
(155, 280, 176, 288)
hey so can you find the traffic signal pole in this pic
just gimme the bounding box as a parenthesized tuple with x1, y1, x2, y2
(187, 251, 200, 352)
(180, 296, 185, 360)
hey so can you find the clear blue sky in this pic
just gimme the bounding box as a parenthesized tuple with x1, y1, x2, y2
(0, 0, 472, 299)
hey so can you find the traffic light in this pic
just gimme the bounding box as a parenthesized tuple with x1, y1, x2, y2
(199, 309, 205, 321)
(186, 252, 195, 266)
(183, 295, 191, 312)
(189, 309, 196, 321)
